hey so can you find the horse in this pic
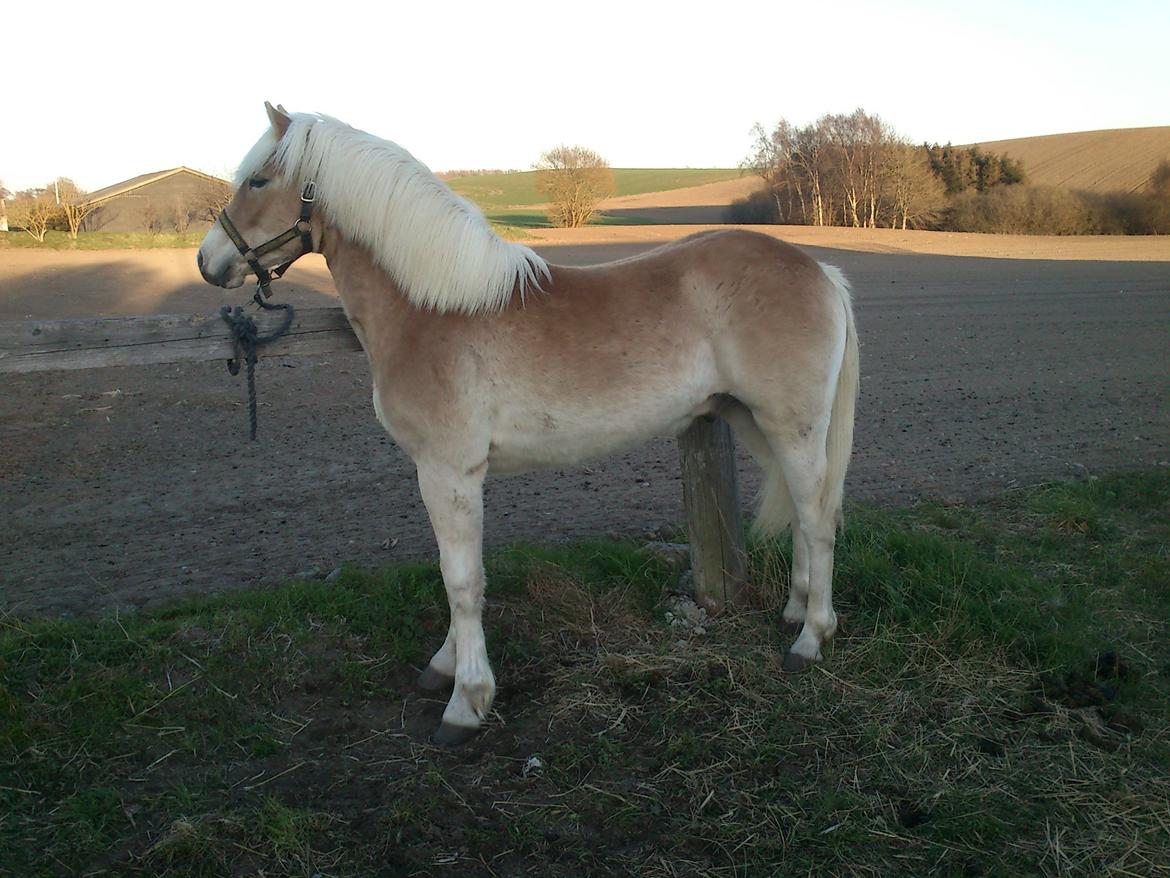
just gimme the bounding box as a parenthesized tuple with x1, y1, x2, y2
(197, 103, 859, 746)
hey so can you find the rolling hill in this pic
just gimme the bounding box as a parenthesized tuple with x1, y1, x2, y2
(969, 127, 1170, 193)
(447, 127, 1170, 229)
(446, 168, 744, 210)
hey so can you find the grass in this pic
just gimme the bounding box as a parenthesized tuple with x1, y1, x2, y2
(1, 470, 1168, 876)
(0, 230, 207, 250)
(1, 168, 740, 250)
(449, 168, 743, 209)
(486, 207, 661, 230)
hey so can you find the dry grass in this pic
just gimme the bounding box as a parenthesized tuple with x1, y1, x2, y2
(1, 471, 1168, 876)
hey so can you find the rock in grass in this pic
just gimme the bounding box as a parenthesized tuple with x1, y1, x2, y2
(642, 541, 691, 570)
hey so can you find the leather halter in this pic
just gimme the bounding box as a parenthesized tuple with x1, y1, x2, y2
(217, 180, 317, 297)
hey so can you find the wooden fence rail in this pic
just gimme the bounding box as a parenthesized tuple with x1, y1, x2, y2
(0, 307, 747, 610)
(0, 307, 361, 375)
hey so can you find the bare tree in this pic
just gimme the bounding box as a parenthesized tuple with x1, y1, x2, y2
(11, 189, 57, 242)
(142, 199, 163, 235)
(883, 145, 947, 229)
(53, 177, 100, 240)
(172, 194, 193, 233)
(749, 110, 951, 230)
(535, 145, 615, 228)
(747, 118, 834, 226)
(193, 176, 233, 223)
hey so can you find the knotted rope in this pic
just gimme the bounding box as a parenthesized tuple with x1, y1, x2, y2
(220, 291, 296, 440)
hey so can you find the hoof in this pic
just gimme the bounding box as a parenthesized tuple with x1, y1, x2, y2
(779, 619, 803, 636)
(417, 666, 455, 692)
(431, 721, 481, 748)
(781, 651, 816, 674)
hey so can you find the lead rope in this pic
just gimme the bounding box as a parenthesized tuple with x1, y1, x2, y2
(216, 180, 315, 440)
(220, 292, 295, 440)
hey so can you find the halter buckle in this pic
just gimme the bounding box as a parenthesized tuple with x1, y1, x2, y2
(301, 180, 317, 203)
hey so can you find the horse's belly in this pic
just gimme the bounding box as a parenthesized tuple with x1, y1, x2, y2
(487, 396, 709, 475)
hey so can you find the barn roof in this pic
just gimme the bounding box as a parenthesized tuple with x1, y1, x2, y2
(85, 167, 229, 204)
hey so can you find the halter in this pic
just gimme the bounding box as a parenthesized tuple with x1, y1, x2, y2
(217, 180, 317, 298)
(216, 179, 317, 440)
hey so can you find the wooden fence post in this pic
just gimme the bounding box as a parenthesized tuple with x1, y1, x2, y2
(678, 415, 748, 613)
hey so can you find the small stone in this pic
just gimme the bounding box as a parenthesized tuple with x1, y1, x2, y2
(642, 541, 692, 570)
(522, 755, 544, 778)
(325, 568, 343, 584)
(294, 566, 322, 580)
(668, 570, 696, 599)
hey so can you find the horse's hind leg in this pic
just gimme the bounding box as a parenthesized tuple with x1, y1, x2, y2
(717, 398, 807, 633)
(766, 431, 839, 672)
(416, 460, 495, 745)
(782, 526, 811, 636)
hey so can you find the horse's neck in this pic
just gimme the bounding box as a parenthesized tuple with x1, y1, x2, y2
(320, 226, 413, 331)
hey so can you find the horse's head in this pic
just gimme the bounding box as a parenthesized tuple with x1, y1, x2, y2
(197, 102, 317, 290)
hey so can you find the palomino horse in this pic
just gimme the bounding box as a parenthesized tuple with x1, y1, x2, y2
(198, 103, 859, 745)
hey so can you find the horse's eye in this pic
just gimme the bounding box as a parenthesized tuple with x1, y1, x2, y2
(249, 177, 269, 189)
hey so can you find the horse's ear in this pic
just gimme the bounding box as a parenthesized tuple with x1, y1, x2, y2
(264, 101, 291, 137)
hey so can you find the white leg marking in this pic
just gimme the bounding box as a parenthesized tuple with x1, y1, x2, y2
(782, 523, 810, 627)
(417, 462, 495, 733)
(773, 440, 838, 664)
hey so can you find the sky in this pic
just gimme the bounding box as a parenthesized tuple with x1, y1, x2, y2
(4, 0, 1168, 193)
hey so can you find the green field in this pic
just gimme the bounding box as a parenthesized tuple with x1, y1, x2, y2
(448, 168, 743, 209)
(0, 168, 740, 247)
(2, 469, 1168, 875)
(0, 230, 208, 250)
(484, 207, 663, 230)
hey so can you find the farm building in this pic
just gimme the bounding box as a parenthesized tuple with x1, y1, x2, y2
(84, 167, 231, 233)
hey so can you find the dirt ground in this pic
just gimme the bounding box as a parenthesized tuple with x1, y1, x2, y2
(598, 176, 767, 224)
(2, 227, 1168, 617)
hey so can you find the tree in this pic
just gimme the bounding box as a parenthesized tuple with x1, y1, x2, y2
(53, 177, 100, 240)
(192, 176, 233, 223)
(11, 190, 57, 242)
(142, 199, 163, 235)
(535, 145, 615, 228)
(1148, 159, 1170, 199)
(883, 145, 948, 229)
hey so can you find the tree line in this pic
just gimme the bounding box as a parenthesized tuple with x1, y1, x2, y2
(1, 177, 232, 242)
(732, 110, 1170, 235)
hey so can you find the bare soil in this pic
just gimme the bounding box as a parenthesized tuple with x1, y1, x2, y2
(2, 227, 1167, 617)
(598, 176, 767, 224)
(969, 126, 1170, 193)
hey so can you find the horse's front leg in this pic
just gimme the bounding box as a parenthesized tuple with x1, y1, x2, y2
(416, 460, 494, 746)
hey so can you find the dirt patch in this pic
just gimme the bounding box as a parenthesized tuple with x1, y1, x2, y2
(598, 175, 767, 224)
(2, 230, 1168, 617)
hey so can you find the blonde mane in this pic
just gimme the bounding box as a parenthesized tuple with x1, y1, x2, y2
(236, 113, 550, 314)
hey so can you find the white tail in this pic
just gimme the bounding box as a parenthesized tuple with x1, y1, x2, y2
(753, 262, 858, 535)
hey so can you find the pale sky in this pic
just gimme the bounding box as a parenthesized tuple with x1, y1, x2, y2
(4, 0, 1168, 193)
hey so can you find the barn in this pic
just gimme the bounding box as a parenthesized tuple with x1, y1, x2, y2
(84, 167, 231, 233)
